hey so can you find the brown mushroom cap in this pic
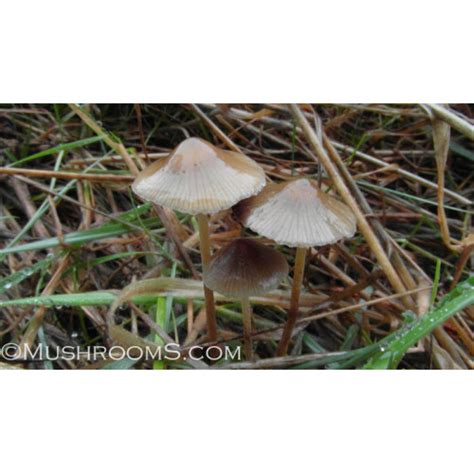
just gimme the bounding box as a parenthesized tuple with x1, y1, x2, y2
(234, 178, 356, 247)
(132, 137, 266, 214)
(203, 238, 289, 298)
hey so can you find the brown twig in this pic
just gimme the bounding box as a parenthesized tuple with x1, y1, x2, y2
(0, 167, 133, 182)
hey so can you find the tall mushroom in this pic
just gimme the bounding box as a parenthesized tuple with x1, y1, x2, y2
(132, 137, 266, 342)
(203, 238, 288, 360)
(234, 178, 356, 356)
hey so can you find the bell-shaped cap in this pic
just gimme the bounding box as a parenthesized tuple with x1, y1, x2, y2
(203, 238, 288, 298)
(132, 137, 266, 215)
(234, 178, 356, 248)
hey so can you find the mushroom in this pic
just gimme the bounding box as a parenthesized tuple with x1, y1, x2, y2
(203, 238, 288, 360)
(234, 178, 356, 356)
(132, 137, 266, 341)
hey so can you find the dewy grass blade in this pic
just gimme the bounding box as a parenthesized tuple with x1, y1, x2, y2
(0, 254, 56, 294)
(0, 279, 313, 310)
(0, 291, 119, 308)
(363, 275, 474, 369)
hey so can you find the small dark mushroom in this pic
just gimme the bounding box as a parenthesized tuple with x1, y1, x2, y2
(204, 238, 288, 360)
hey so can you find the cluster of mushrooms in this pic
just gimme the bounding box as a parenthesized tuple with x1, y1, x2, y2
(132, 137, 357, 359)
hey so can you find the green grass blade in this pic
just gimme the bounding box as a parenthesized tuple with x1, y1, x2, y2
(0, 178, 76, 261)
(0, 291, 118, 308)
(153, 298, 167, 370)
(12, 136, 104, 166)
(0, 213, 162, 256)
(0, 290, 188, 308)
(450, 140, 474, 161)
(0, 254, 55, 294)
(364, 275, 474, 369)
(360, 181, 473, 214)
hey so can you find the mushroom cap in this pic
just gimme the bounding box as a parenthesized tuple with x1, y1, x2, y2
(234, 178, 356, 248)
(203, 238, 289, 298)
(132, 137, 266, 215)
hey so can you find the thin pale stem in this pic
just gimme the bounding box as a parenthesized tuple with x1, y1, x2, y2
(186, 299, 194, 336)
(196, 213, 218, 341)
(433, 118, 460, 252)
(276, 246, 307, 356)
(241, 296, 253, 361)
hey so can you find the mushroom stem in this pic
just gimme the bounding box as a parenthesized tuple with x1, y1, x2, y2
(241, 296, 253, 360)
(276, 246, 307, 356)
(196, 213, 218, 341)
